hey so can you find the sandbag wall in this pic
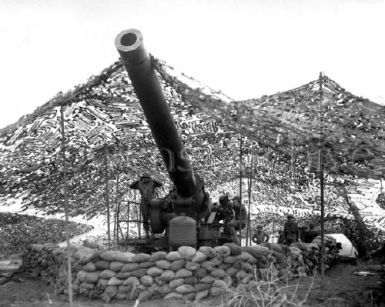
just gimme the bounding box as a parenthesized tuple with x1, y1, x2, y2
(22, 237, 341, 303)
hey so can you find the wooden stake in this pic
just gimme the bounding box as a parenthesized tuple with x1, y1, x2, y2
(60, 106, 73, 307)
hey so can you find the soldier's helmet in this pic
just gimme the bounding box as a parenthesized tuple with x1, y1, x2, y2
(232, 196, 241, 203)
(141, 172, 152, 178)
(219, 195, 229, 205)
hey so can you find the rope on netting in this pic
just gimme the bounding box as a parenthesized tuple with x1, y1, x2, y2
(60, 106, 73, 307)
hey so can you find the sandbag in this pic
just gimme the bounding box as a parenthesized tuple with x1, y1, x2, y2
(261, 242, 284, 254)
(244, 245, 270, 256)
(194, 283, 211, 292)
(200, 261, 215, 272)
(159, 284, 172, 295)
(185, 262, 200, 271)
(211, 268, 226, 278)
(166, 251, 182, 261)
(139, 261, 153, 268)
(170, 259, 186, 271)
(175, 268, 192, 278)
(109, 261, 124, 272)
(129, 268, 148, 278)
(74, 247, 99, 264)
(289, 247, 302, 256)
(215, 246, 231, 257)
(210, 286, 225, 296)
(160, 270, 175, 281)
(192, 251, 207, 263)
(291, 242, 310, 253)
(213, 279, 227, 289)
(175, 284, 195, 294)
(94, 260, 110, 270)
(99, 269, 116, 279)
(84, 272, 99, 283)
(184, 276, 198, 285)
(132, 253, 151, 263)
(155, 260, 171, 270)
(164, 292, 183, 300)
(223, 256, 236, 264)
(200, 275, 216, 283)
(120, 262, 139, 272)
(116, 271, 132, 279)
(178, 246, 196, 260)
(237, 251, 254, 262)
(80, 282, 95, 290)
(223, 243, 242, 255)
(147, 266, 163, 277)
(83, 262, 96, 272)
(169, 278, 184, 288)
(114, 251, 135, 263)
(198, 246, 217, 258)
(195, 289, 209, 301)
(123, 276, 140, 287)
(108, 277, 123, 286)
(149, 251, 167, 262)
(140, 275, 154, 287)
(226, 266, 239, 277)
(195, 267, 208, 279)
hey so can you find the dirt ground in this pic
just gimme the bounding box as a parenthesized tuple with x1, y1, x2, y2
(0, 260, 384, 307)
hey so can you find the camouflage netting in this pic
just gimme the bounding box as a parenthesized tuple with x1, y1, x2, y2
(0, 56, 384, 232)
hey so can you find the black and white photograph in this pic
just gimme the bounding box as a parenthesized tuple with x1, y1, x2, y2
(0, 0, 384, 306)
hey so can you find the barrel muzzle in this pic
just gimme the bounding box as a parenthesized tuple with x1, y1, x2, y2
(115, 29, 148, 68)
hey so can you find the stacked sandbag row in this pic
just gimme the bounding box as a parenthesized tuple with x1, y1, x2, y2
(259, 236, 341, 277)
(22, 244, 65, 285)
(21, 240, 341, 303)
(70, 243, 264, 302)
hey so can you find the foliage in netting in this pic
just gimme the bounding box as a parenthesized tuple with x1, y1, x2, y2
(0, 212, 93, 256)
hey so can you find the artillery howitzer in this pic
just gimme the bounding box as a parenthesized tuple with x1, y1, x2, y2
(115, 29, 228, 250)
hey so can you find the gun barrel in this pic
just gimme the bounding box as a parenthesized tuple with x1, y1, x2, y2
(115, 29, 196, 197)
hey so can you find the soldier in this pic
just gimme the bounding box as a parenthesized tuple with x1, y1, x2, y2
(215, 195, 235, 224)
(214, 195, 240, 244)
(283, 214, 300, 245)
(303, 224, 319, 243)
(129, 172, 163, 238)
(231, 196, 247, 231)
(252, 225, 270, 244)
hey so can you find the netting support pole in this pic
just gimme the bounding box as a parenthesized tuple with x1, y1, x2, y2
(127, 201, 130, 241)
(246, 144, 254, 246)
(104, 145, 111, 249)
(319, 72, 326, 283)
(239, 135, 243, 246)
(60, 106, 73, 307)
(115, 174, 120, 244)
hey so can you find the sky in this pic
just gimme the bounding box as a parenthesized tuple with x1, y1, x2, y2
(0, 0, 384, 128)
